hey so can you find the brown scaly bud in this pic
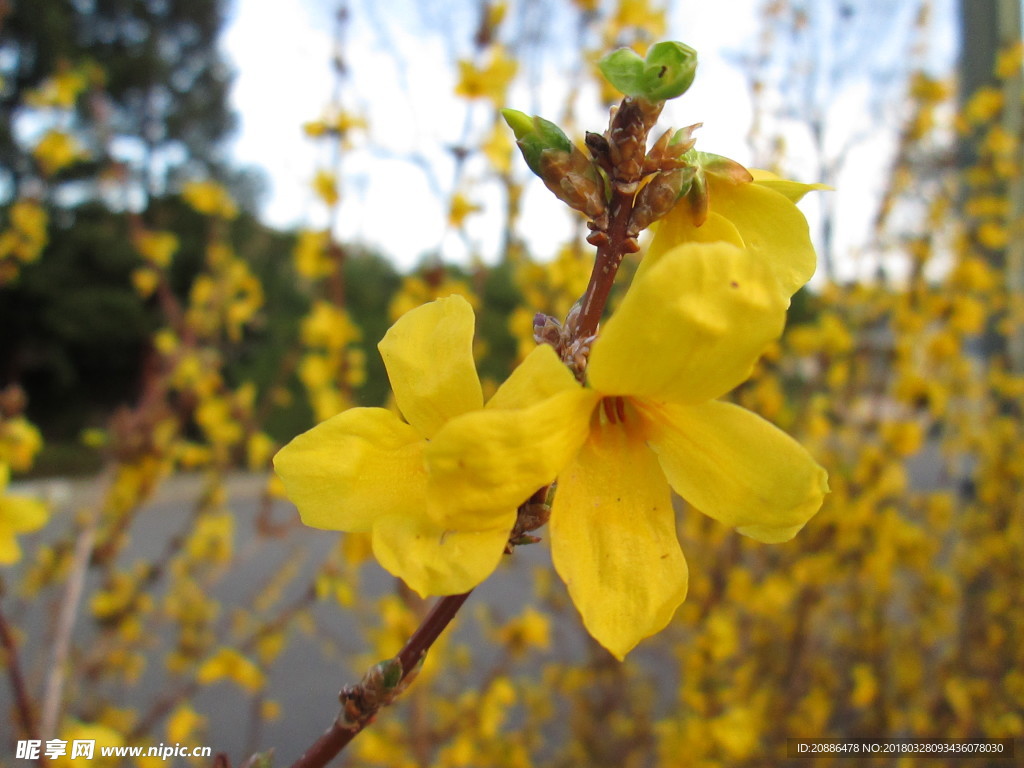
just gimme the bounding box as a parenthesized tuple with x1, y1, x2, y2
(532, 312, 563, 349)
(668, 123, 701, 155)
(585, 131, 612, 172)
(538, 146, 607, 219)
(642, 128, 676, 175)
(628, 166, 697, 235)
(607, 96, 664, 186)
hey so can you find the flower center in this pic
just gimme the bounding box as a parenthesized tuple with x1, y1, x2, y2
(600, 396, 628, 426)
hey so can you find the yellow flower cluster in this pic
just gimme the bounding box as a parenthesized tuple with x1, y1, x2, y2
(181, 180, 238, 219)
(32, 129, 87, 176)
(0, 200, 48, 284)
(186, 244, 264, 343)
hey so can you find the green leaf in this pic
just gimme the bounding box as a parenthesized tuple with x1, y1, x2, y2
(597, 48, 646, 98)
(598, 41, 698, 102)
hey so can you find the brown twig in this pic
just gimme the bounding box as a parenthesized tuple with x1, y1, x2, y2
(0, 598, 39, 740)
(287, 590, 472, 768)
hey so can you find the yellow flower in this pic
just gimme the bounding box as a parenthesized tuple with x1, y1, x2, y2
(647, 168, 825, 298)
(0, 416, 43, 471)
(135, 230, 178, 267)
(181, 180, 238, 219)
(448, 192, 481, 228)
(275, 295, 570, 596)
(293, 229, 333, 279)
(426, 243, 827, 658)
(313, 169, 339, 207)
(0, 463, 48, 565)
(32, 130, 85, 175)
(455, 46, 518, 102)
(196, 647, 264, 692)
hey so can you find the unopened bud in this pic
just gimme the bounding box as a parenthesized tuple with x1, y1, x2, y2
(501, 108, 573, 177)
(538, 147, 607, 219)
(533, 312, 563, 349)
(629, 166, 697, 233)
(668, 123, 701, 154)
(598, 41, 698, 102)
(504, 109, 607, 219)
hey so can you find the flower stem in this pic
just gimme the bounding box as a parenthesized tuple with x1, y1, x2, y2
(572, 96, 661, 344)
(574, 185, 639, 342)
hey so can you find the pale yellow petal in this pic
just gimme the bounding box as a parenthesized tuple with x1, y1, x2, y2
(588, 242, 788, 405)
(750, 169, 832, 202)
(426, 388, 599, 529)
(378, 295, 483, 438)
(372, 514, 512, 597)
(644, 399, 828, 542)
(273, 408, 425, 532)
(707, 175, 817, 296)
(550, 420, 688, 660)
(486, 343, 578, 411)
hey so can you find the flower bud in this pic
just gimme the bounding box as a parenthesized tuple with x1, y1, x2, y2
(598, 41, 698, 102)
(629, 166, 697, 233)
(501, 108, 573, 177)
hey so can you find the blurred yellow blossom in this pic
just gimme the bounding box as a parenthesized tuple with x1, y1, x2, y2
(293, 229, 333, 279)
(197, 647, 264, 692)
(182, 180, 238, 219)
(455, 46, 518, 102)
(0, 463, 48, 565)
(448, 192, 481, 228)
(33, 130, 86, 175)
(135, 230, 179, 267)
(313, 169, 340, 206)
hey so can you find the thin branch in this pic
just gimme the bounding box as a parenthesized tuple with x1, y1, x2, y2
(287, 590, 472, 768)
(0, 598, 39, 740)
(39, 473, 106, 740)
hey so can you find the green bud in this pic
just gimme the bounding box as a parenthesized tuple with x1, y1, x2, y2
(500, 108, 573, 177)
(375, 657, 404, 690)
(598, 41, 698, 102)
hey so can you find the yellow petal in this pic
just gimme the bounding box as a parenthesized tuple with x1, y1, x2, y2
(273, 408, 425, 532)
(0, 495, 48, 533)
(378, 295, 483, 438)
(643, 399, 828, 542)
(486, 343, 578, 411)
(644, 209, 743, 277)
(426, 388, 599, 529)
(749, 169, 831, 203)
(372, 513, 512, 597)
(707, 175, 817, 296)
(588, 243, 788, 405)
(0, 532, 22, 565)
(550, 420, 688, 660)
